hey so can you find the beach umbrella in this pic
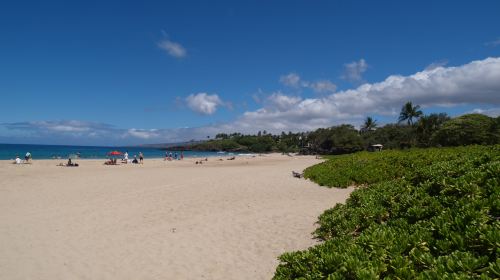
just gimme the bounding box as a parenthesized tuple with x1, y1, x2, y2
(107, 151, 123, 156)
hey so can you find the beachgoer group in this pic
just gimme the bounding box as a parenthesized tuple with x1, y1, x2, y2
(13, 152, 31, 164)
(11, 150, 193, 166)
(164, 151, 184, 161)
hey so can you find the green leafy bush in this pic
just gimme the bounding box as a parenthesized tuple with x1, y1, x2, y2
(432, 114, 500, 146)
(274, 145, 500, 279)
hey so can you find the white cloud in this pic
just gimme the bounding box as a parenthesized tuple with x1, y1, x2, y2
(266, 92, 302, 111)
(279, 73, 301, 87)
(27, 121, 109, 133)
(309, 80, 337, 93)
(48, 124, 91, 132)
(1, 120, 210, 145)
(279, 73, 337, 93)
(125, 129, 160, 139)
(3, 120, 117, 140)
(468, 107, 500, 117)
(185, 93, 224, 115)
(251, 88, 265, 104)
(485, 38, 500, 47)
(425, 59, 449, 71)
(227, 57, 500, 134)
(342, 59, 368, 82)
(158, 39, 187, 58)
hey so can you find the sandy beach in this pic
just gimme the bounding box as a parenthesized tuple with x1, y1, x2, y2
(0, 154, 352, 280)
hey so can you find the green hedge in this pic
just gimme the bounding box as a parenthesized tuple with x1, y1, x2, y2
(303, 147, 492, 188)
(274, 146, 500, 279)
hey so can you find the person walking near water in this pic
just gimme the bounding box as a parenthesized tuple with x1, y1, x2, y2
(139, 152, 144, 164)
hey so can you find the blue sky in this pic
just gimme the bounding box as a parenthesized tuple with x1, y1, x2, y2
(1, 0, 499, 145)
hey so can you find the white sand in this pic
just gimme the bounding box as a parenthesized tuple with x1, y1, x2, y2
(0, 154, 352, 280)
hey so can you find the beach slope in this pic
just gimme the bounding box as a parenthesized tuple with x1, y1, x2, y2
(0, 154, 352, 280)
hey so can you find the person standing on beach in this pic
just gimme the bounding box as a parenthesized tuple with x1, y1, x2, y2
(25, 152, 31, 162)
(124, 151, 129, 163)
(139, 152, 144, 164)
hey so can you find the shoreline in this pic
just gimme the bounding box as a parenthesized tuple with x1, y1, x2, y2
(1, 143, 255, 161)
(0, 152, 290, 163)
(0, 152, 261, 162)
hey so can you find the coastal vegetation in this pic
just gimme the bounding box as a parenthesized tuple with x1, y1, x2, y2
(274, 145, 500, 279)
(173, 112, 499, 154)
(174, 132, 294, 153)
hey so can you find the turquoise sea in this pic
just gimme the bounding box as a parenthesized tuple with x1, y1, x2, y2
(0, 144, 227, 160)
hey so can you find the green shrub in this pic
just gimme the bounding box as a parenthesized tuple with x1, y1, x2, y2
(431, 114, 499, 146)
(274, 145, 500, 279)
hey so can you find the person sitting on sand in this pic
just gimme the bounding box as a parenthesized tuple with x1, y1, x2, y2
(132, 155, 139, 164)
(66, 158, 79, 167)
(104, 158, 117, 165)
(14, 155, 21, 164)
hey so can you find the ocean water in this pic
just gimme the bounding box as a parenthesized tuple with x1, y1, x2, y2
(0, 144, 227, 160)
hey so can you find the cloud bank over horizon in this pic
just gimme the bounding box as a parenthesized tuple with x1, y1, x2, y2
(2, 57, 500, 145)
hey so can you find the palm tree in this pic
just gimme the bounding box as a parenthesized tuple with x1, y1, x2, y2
(399, 101, 423, 126)
(416, 113, 450, 147)
(362, 116, 378, 132)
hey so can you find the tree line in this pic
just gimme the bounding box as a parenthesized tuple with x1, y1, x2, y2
(183, 102, 500, 154)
